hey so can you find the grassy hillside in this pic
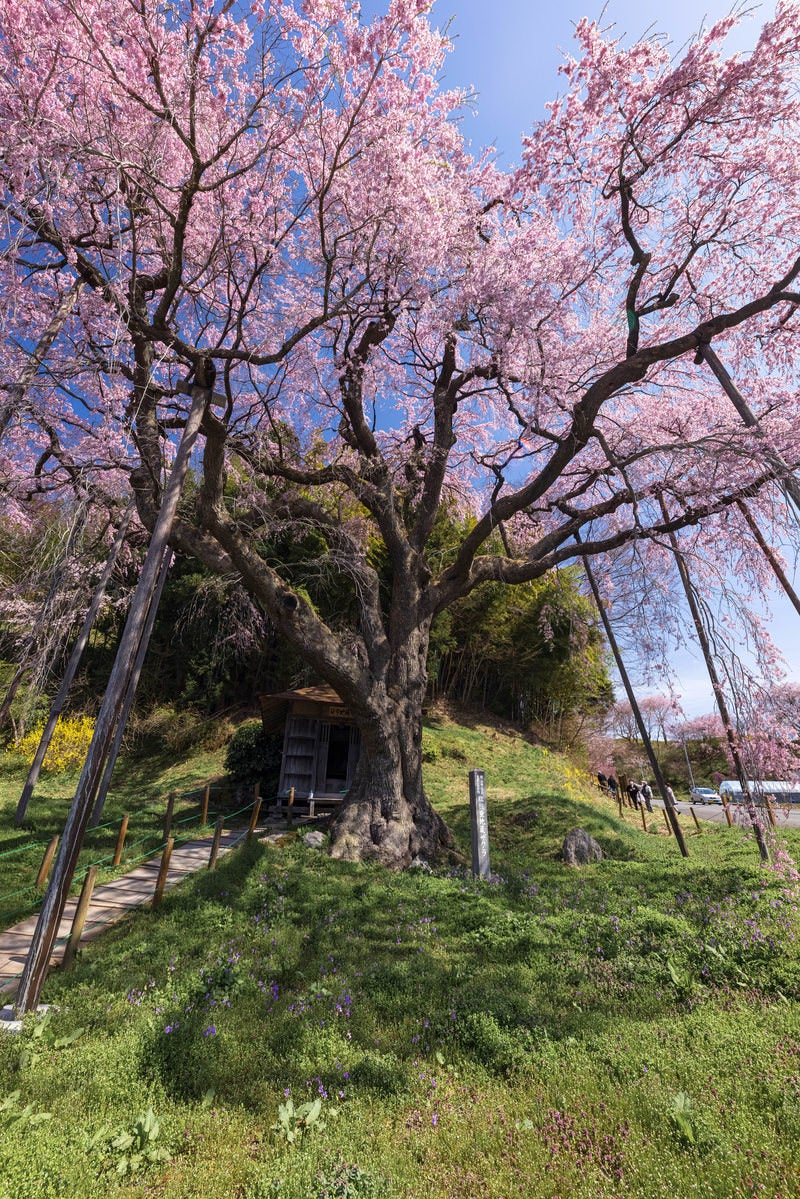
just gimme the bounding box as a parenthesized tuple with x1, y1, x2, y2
(1, 715, 800, 1198)
(0, 738, 230, 928)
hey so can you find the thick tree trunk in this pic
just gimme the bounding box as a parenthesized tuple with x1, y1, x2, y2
(329, 696, 452, 867)
(182, 408, 454, 869)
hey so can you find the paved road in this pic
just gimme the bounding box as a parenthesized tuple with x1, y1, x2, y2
(661, 800, 800, 829)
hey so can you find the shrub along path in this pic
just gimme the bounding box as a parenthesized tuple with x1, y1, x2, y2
(0, 822, 270, 995)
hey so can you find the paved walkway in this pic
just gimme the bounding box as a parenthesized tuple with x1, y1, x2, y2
(0, 823, 274, 995)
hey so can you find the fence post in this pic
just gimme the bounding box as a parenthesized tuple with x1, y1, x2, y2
(247, 786, 263, 841)
(201, 783, 210, 827)
(62, 866, 98, 970)
(36, 836, 60, 889)
(765, 798, 777, 828)
(163, 791, 176, 842)
(723, 799, 733, 827)
(287, 786, 296, 827)
(112, 814, 130, 867)
(153, 838, 174, 908)
(663, 808, 672, 835)
(640, 805, 647, 832)
(208, 817, 224, 870)
(689, 806, 702, 833)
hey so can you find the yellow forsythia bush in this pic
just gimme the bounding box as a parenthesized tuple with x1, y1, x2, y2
(13, 715, 95, 774)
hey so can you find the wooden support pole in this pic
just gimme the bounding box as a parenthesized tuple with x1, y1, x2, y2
(163, 791, 176, 842)
(663, 808, 672, 835)
(737, 499, 800, 619)
(287, 785, 295, 827)
(577, 539, 689, 857)
(88, 545, 174, 828)
(690, 806, 702, 833)
(62, 866, 97, 970)
(36, 836, 60, 889)
(201, 783, 211, 827)
(765, 797, 777, 828)
(208, 818, 224, 870)
(617, 796, 623, 818)
(15, 383, 210, 1015)
(0, 506, 86, 738)
(1, 281, 85, 442)
(247, 786, 263, 841)
(723, 799, 733, 827)
(640, 805, 647, 831)
(15, 499, 136, 825)
(153, 838, 174, 908)
(112, 814, 129, 867)
(658, 494, 770, 863)
(696, 343, 800, 514)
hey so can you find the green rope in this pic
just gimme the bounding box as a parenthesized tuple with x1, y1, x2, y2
(124, 847, 165, 868)
(172, 833, 205, 848)
(0, 882, 40, 904)
(123, 832, 161, 852)
(83, 851, 117, 870)
(225, 803, 255, 819)
(0, 839, 51, 860)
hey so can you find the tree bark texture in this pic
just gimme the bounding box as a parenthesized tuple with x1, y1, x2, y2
(329, 689, 451, 867)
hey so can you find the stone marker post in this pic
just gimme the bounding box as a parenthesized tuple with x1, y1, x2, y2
(469, 769, 491, 880)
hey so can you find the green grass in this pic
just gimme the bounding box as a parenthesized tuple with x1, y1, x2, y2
(1, 712, 800, 1198)
(0, 740, 230, 929)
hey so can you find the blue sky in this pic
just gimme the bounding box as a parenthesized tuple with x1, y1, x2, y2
(419, 0, 795, 718)
(429, 0, 778, 159)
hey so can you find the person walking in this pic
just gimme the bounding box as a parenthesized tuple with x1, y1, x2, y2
(628, 779, 641, 809)
(641, 781, 653, 813)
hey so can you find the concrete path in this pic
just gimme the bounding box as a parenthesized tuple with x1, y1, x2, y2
(0, 823, 272, 995)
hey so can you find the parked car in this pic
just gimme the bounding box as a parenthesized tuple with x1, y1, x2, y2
(690, 786, 720, 805)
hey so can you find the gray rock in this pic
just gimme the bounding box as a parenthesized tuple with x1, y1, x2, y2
(562, 827, 603, 867)
(302, 830, 326, 850)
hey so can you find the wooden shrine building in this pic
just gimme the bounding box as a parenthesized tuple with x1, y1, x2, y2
(259, 685, 360, 802)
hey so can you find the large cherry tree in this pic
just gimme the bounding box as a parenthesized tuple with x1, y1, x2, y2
(2, 0, 800, 866)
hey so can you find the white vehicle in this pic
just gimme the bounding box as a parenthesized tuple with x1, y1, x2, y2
(718, 780, 800, 804)
(690, 786, 720, 805)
